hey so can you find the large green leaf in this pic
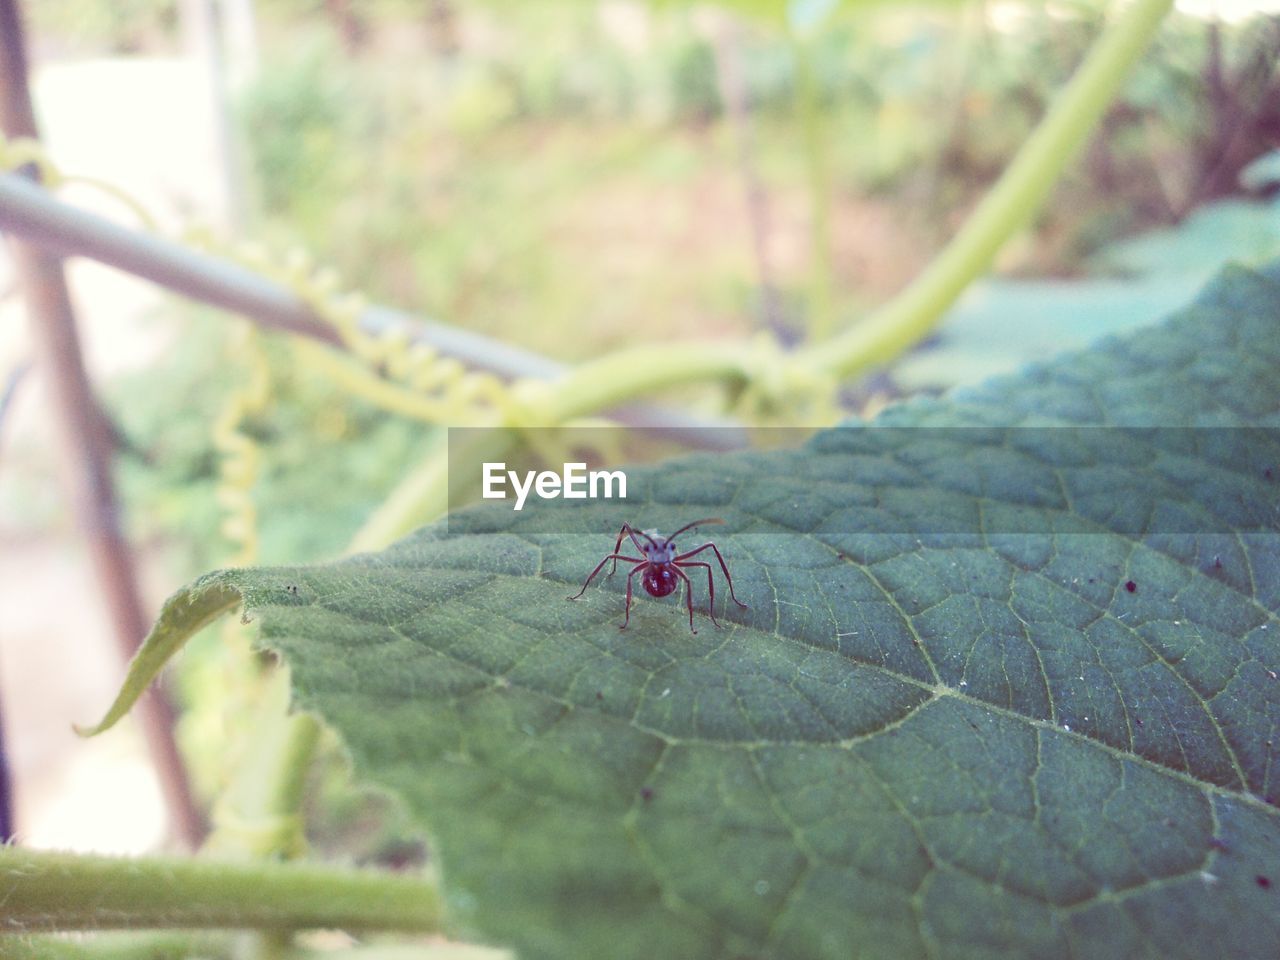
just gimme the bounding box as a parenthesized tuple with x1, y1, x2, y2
(96, 263, 1280, 958)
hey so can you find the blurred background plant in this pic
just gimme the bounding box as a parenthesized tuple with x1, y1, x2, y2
(95, 0, 1280, 570)
(3, 0, 1279, 924)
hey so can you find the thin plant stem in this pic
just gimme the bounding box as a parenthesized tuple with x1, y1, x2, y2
(0, 846, 440, 934)
(798, 0, 1175, 379)
(713, 14, 785, 340)
(791, 28, 835, 342)
(202, 670, 322, 862)
(4, 933, 235, 960)
(337, 0, 1174, 551)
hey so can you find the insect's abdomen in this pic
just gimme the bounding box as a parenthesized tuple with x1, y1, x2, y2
(643, 565, 678, 598)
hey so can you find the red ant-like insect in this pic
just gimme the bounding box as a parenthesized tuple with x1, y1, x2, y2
(567, 518, 748, 634)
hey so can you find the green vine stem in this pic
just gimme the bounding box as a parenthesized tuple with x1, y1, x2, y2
(800, 0, 1175, 378)
(506, 0, 1175, 415)
(0, 846, 441, 934)
(202, 671, 322, 862)
(8, 935, 510, 960)
(791, 28, 835, 341)
(349, 349, 753, 549)
(6, 933, 236, 960)
(541, 345, 752, 423)
(343, 0, 1174, 551)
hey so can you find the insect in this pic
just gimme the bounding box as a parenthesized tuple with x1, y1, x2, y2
(567, 517, 748, 633)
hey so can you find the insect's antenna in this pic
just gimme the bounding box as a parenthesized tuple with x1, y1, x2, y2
(625, 523, 659, 551)
(667, 517, 725, 541)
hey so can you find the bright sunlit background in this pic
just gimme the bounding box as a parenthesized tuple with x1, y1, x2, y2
(1, 0, 1278, 856)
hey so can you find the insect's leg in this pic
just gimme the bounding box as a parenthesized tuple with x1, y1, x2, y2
(676, 560, 721, 627)
(671, 566, 697, 634)
(606, 524, 632, 577)
(621, 562, 645, 630)
(673, 542, 749, 608)
(568, 554, 643, 600)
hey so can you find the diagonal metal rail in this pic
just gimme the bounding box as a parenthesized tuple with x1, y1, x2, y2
(0, 172, 747, 447)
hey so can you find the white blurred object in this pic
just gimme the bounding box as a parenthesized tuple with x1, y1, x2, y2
(1175, 0, 1280, 23)
(2, 37, 244, 852)
(22, 740, 166, 854)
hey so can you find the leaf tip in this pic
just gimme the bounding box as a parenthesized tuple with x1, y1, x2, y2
(71, 719, 108, 739)
(73, 700, 130, 738)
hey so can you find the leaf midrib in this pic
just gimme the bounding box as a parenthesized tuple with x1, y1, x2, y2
(262, 561, 1278, 820)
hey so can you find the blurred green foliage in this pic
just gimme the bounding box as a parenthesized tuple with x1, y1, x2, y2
(240, 39, 364, 220)
(27, 0, 175, 54)
(234, 3, 1277, 353)
(109, 315, 438, 572)
(668, 37, 722, 121)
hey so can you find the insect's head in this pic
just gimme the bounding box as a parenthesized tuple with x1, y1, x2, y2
(640, 529, 676, 564)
